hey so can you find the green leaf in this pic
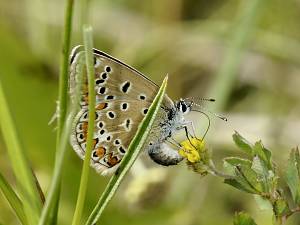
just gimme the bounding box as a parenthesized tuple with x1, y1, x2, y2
(85, 76, 169, 225)
(233, 212, 257, 225)
(253, 195, 272, 211)
(224, 179, 257, 194)
(285, 148, 300, 205)
(224, 157, 252, 167)
(223, 161, 236, 176)
(224, 162, 263, 194)
(252, 141, 272, 170)
(273, 199, 290, 217)
(251, 156, 271, 193)
(223, 157, 252, 176)
(235, 166, 263, 194)
(0, 172, 27, 225)
(251, 156, 268, 177)
(232, 131, 253, 155)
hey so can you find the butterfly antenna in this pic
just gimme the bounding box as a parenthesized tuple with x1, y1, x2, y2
(185, 97, 216, 103)
(191, 101, 227, 139)
(193, 102, 228, 122)
(191, 109, 211, 140)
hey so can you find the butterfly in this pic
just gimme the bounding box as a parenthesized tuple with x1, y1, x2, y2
(69, 45, 216, 175)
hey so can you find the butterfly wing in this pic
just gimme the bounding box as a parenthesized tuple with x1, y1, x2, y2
(70, 46, 173, 175)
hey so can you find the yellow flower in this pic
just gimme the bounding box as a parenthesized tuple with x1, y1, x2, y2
(179, 138, 205, 163)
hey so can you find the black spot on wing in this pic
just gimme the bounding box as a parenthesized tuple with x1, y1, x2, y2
(121, 81, 131, 93)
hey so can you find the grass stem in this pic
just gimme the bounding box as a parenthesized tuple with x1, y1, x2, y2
(85, 76, 168, 225)
(71, 26, 96, 225)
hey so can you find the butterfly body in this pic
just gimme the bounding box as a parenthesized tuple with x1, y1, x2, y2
(146, 99, 193, 165)
(69, 46, 193, 175)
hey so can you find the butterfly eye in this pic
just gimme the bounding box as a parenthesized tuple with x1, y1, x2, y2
(179, 102, 189, 114)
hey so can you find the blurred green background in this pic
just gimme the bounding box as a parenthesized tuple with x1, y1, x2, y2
(1, 0, 300, 224)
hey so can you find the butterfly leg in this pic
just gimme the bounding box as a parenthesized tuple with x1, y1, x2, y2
(184, 126, 197, 149)
(167, 137, 181, 148)
(183, 120, 198, 139)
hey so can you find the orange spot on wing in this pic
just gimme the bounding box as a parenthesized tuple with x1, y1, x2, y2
(82, 122, 88, 130)
(96, 146, 106, 158)
(82, 122, 88, 138)
(92, 138, 99, 148)
(96, 102, 108, 110)
(82, 95, 89, 103)
(107, 153, 119, 167)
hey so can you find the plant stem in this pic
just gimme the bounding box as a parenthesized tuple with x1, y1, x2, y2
(85, 76, 168, 225)
(38, 59, 84, 225)
(79, 0, 89, 30)
(56, 0, 75, 143)
(280, 206, 300, 222)
(71, 26, 96, 225)
(208, 160, 234, 179)
(46, 0, 75, 224)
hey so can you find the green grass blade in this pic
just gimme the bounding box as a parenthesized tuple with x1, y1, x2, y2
(71, 26, 95, 225)
(38, 53, 85, 225)
(0, 80, 42, 224)
(49, 0, 75, 224)
(85, 76, 168, 225)
(56, 0, 75, 142)
(38, 109, 75, 225)
(0, 172, 28, 225)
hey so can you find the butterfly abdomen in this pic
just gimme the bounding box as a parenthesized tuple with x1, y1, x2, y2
(147, 142, 183, 166)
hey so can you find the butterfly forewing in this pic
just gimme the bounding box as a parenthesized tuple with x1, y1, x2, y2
(70, 47, 173, 175)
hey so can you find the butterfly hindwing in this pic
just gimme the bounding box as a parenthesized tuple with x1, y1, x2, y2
(70, 46, 173, 175)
